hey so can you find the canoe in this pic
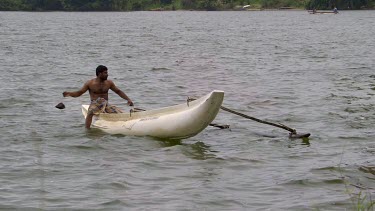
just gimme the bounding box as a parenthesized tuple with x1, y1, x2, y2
(82, 90, 224, 139)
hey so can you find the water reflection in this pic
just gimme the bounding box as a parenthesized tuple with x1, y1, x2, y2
(301, 137, 311, 146)
(181, 141, 216, 160)
(153, 137, 183, 147)
(154, 138, 216, 160)
(286, 138, 311, 148)
(31, 131, 46, 210)
(84, 128, 111, 140)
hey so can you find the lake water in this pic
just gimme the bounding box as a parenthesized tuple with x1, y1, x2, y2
(0, 10, 374, 210)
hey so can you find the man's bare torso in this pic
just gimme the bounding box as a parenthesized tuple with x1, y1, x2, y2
(88, 78, 113, 101)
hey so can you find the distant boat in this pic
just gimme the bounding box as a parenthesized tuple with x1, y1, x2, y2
(308, 10, 339, 14)
(279, 7, 295, 10)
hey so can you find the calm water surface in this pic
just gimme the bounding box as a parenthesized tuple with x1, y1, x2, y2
(0, 11, 374, 210)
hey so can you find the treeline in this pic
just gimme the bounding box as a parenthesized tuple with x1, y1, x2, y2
(0, 0, 374, 11)
(307, 0, 374, 9)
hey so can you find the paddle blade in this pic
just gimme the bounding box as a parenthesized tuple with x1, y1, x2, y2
(55, 102, 65, 109)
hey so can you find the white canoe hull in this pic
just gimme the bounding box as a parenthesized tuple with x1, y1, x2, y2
(82, 90, 224, 139)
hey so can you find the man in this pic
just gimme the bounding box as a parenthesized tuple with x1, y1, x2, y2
(63, 65, 134, 129)
(333, 7, 338, 14)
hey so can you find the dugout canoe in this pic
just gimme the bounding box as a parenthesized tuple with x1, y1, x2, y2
(82, 90, 224, 139)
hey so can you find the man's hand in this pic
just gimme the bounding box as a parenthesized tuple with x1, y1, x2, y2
(127, 100, 134, 106)
(63, 92, 70, 97)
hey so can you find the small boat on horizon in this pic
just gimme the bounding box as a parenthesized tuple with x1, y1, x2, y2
(308, 9, 339, 14)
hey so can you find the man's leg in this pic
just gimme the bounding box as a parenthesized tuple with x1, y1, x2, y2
(86, 113, 94, 129)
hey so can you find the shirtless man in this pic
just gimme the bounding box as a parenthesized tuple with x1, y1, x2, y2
(63, 65, 134, 129)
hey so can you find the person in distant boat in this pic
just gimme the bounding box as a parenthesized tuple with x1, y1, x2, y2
(63, 65, 134, 129)
(333, 7, 338, 14)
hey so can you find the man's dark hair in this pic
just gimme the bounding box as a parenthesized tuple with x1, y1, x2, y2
(96, 65, 108, 76)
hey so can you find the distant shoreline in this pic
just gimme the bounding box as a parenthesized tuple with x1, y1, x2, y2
(1, 0, 374, 12)
(1, 9, 374, 12)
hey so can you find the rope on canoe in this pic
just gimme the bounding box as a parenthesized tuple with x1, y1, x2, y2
(129, 104, 229, 129)
(129, 107, 146, 117)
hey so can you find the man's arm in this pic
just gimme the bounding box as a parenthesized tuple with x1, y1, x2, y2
(63, 81, 89, 98)
(110, 81, 134, 106)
